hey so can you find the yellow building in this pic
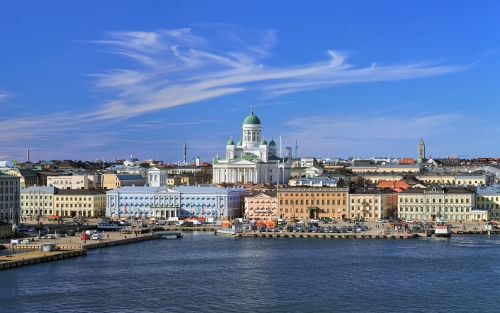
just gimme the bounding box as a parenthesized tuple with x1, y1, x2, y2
(349, 188, 397, 221)
(101, 174, 145, 190)
(54, 189, 106, 218)
(476, 186, 500, 220)
(278, 186, 349, 221)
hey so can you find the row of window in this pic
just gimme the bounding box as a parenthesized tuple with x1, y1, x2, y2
(0, 181, 17, 186)
(281, 199, 346, 205)
(400, 198, 469, 203)
(399, 206, 470, 213)
(281, 193, 346, 197)
(21, 195, 52, 200)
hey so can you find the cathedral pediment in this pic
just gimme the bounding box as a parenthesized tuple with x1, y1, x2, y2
(227, 159, 257, 165)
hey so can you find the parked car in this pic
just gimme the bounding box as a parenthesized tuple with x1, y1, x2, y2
(376, 219, 386, 223)
(91, 234, 102, 240)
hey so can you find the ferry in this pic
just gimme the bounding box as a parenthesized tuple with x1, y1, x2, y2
(96, 218, 126, 230)
(434, 219, 451, 237)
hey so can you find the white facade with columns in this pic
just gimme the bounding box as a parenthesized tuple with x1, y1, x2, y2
(213, 108, 291, 184)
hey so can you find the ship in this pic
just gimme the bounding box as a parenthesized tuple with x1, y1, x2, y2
(434, 219, 451, 237)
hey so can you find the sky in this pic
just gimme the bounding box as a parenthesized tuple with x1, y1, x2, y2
(1, 1, 499, 163)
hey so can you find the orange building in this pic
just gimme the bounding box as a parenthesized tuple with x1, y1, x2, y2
(277, 186, 349, 221)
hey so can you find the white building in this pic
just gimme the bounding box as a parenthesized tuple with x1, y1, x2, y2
(147, 168, 167, 187)
(105, 185, 250, 220)
(172, 185, 250, 220)
(212, 108, 292, 184)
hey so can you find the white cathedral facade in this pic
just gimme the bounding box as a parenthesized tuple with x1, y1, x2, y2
(212, 108, 291, 184)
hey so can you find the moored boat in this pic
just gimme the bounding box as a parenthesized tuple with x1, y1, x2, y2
(96, 218, 126, 230)
(434, 219, 451, 237)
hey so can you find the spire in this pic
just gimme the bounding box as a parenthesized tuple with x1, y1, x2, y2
(250, 105, 253, 114)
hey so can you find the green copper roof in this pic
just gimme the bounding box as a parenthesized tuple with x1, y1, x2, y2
(243, 111, 261, 125)
(227, 138, 235, 145)
(269, 139, 276, 146)
(260, 139, 267, 145)
(237, 139, 242, 146)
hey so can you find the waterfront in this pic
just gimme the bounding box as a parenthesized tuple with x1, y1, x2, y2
(1, 233, 500, 312)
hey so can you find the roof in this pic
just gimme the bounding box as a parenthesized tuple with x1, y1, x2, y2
(243, 111, 261, 125)
(247, 190, 277, 198)
(56, 189, 106, 195)
(115, 174, 145, 180)
(172, 185, 249, 194)
(21, 186, 57, 193)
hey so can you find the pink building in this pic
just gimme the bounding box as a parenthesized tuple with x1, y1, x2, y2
(244, 191, 278, 220)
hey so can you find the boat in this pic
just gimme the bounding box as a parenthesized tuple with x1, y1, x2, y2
(434, 219, 451, 237)
(96, 218, 126, 230)
(156, 231, 183, 239)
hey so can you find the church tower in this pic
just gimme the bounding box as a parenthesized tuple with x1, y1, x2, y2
(418, 139, 425, 163)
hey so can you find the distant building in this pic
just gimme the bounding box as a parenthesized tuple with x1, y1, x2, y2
(397, 185, 478, 221)
(348, 188, 397, 221)
(212, 108, 291, 184)
(101, 173, 146, 189)
(47, 174, 101, 189)
(418, 139, 426, 163)
(20, 186, 56, 219)
(244, 191, 278, 220)
(54, 189, 106, 218)
(475, 185, 500, 220)
(105, 185, 250, 220)
(0, 173, 21, 226)
(278, 186, 349, 221)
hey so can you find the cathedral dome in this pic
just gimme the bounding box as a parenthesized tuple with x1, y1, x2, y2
(269, 139, 276, 146)
(243, 111, 261, 125)
(260, 139, 267, 145)
(227, 138, 235, 145)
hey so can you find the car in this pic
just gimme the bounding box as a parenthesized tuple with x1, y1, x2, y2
(330, 220, 337, 224)
(91, 234, 102, 240)
(49, 235, 56, 239)
(376, 219, 386, 223)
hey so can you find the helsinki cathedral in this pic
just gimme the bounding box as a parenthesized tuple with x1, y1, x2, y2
(212, 107, 291, 184)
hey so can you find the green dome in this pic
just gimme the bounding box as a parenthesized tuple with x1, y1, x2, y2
(269, 139, 276, 146)
(237, 140, 242, 146)
(227, 138, 235, 145)
(243, 111, 261, 125)
(260, 139, 267, 145)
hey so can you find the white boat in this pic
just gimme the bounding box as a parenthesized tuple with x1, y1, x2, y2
(434, 219, 451, 237)
(96, 218, 126, 230)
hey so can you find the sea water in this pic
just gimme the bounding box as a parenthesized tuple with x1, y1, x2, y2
(1, 233, 500, 313)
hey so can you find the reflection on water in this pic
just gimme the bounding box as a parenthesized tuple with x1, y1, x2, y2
(1, 234, 500, 313)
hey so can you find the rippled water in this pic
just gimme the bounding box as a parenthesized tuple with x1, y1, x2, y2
(1, 233, 500, 313)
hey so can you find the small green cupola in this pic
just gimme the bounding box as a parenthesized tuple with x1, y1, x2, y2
(237, 138, 243, 146)
(227, 136, 235, 145)
(260, 139, 267, 145)
(269, 138, 277, 146)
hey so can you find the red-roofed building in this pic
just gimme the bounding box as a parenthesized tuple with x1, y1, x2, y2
(376, 179, 410, 192)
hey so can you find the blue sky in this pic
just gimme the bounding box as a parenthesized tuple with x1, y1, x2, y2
(1, 1, 499, 163)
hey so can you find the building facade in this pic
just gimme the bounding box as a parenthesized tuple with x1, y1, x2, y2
(47, 174, 101, 189)
(101, 174, 146, 190)
(20, 186, 56, 219)
(212, 108, 292, 184)
(54, 189, 106, 218)
(106, 185, 250, 220)
(0, 173, 21, 226)
(348, 188, 397, 221)
(278, 186, 349, 221)
(476, 185, 500, 220)
(244, 191, 278, 220)
(397, 185, 476, 221)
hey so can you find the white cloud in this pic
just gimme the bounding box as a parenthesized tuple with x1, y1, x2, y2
(0, 90, 11, 102)
(0, 24, 468, 155)
(87, 24, 465, 120)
